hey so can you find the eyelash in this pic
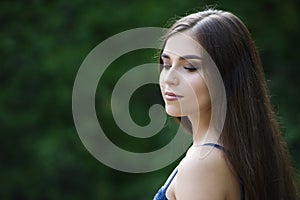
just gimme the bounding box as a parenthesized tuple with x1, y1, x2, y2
(184, 66, 197, 72)
(162, 63, 197, 72)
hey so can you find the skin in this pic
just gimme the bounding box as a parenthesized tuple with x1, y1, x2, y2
(159, 32, 241, 200)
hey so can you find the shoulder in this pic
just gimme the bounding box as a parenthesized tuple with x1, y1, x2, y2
(175, 146, 240, 200)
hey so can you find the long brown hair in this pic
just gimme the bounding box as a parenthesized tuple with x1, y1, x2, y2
(159, 9, 299, 199)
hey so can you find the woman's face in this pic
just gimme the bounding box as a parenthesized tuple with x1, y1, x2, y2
(159, 32, 211, 118)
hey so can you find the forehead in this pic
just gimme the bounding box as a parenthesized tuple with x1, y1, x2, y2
(163, 32, 204, 57)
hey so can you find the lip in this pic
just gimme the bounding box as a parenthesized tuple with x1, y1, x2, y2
(165, 91, 183, 101)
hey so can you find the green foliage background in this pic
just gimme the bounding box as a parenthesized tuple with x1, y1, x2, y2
(1, 0, 299, 199)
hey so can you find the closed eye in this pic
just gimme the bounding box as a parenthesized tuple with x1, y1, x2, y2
(184, 65, 198, 72)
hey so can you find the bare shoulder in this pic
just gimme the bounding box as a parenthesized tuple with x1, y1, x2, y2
(175, 146, 240, 200)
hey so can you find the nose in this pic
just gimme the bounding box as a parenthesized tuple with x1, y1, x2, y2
(163, 67, 179, 86)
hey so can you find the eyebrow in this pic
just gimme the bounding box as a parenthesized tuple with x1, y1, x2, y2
(161, 53, 203, 60)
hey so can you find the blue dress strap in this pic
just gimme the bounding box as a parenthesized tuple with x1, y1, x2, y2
(164, 169, 178, 189)
(201, 143, 225, 151)
(153, 168, 178, 200)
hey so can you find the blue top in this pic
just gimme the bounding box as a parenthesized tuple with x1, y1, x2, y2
(153, 143, 245, 200)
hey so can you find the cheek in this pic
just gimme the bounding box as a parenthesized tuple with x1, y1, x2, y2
(159, 73, 167, 100)
(198, 84, 210, 107)
(159, 73, 163, 85)
(190, 78, 210, 106)
(159, 74, 164, 92)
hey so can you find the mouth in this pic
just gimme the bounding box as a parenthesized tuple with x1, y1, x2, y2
(165, 91, 183, 101)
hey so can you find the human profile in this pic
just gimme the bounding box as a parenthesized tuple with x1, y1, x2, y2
(153, 9, 299, 200)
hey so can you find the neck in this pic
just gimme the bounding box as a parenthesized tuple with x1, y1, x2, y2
(188, 108, 219, 145)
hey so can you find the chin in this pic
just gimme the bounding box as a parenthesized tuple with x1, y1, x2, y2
(165, 107, 183, 117)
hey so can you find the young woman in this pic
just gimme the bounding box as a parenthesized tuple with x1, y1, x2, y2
(153, 9, 299, 200)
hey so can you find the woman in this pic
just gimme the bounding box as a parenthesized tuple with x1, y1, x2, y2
(153, 9, 299, 200)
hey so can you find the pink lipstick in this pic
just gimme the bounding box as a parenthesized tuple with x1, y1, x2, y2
(165, 92, 183, 101)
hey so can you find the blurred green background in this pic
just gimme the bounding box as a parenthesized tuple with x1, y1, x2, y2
(1, 0, 299, 199)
